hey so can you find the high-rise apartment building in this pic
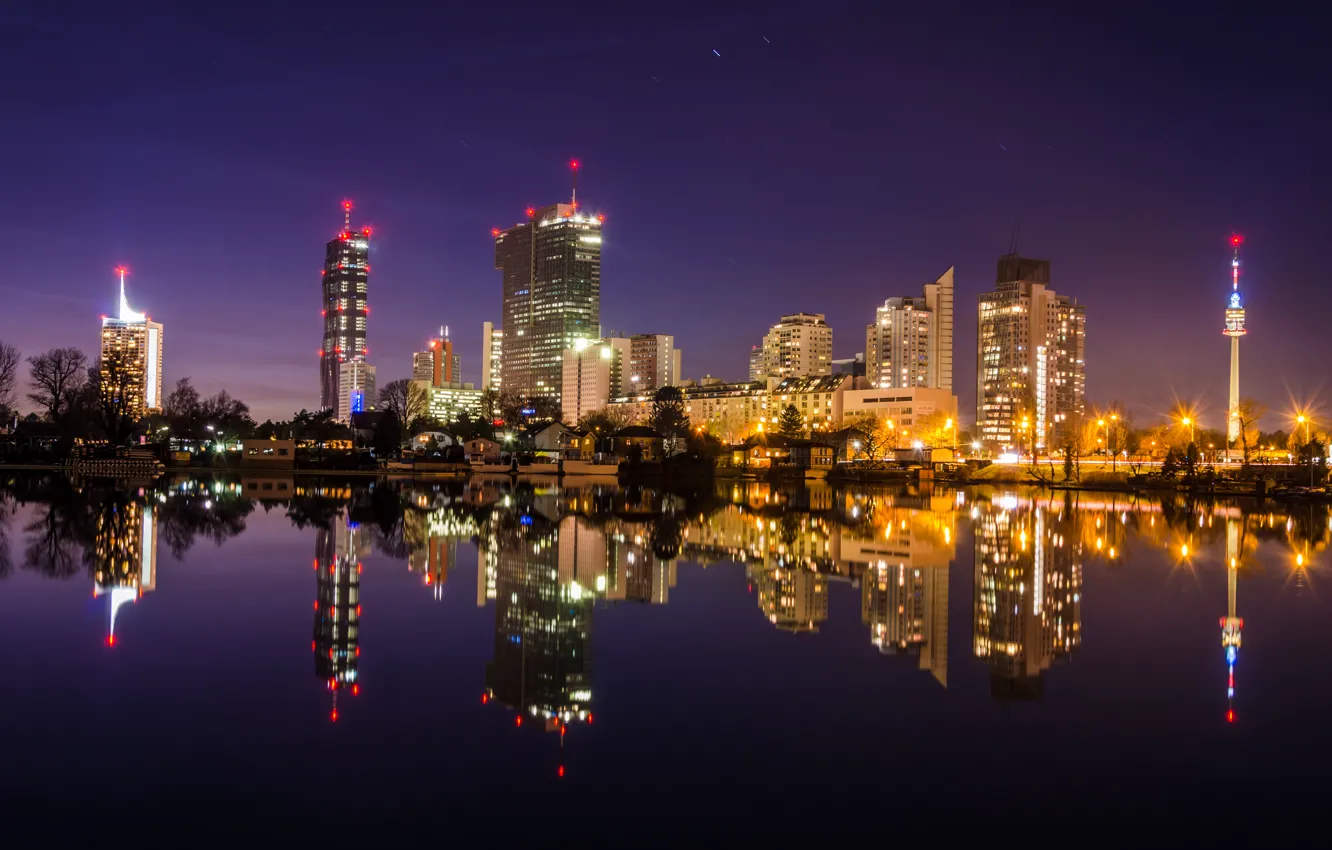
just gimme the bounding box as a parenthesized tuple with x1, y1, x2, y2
(561, 337, 630, 423)
(100, 267, 164, 418)
(320, 202, 371, 411)
(627, 333, 681, 393)
(495, 196, 602, 402)
(338, 360, 376, 423)
(752, 313, 832, 379)
(480, 321, 502, 393)
(864, 267, 954, 391)
(976, 255, 1085, 451)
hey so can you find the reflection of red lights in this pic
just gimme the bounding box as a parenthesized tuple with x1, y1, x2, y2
(331, 710, 339, 722)
(558, 765, 565, 777)
(1227, 709, 1236, 723)
(481, 694, 489, 704)
(354, 647, 360, 657)
(515, 716, 522, 727)
(351, 684, 360, 696)
(586, 713, 594, 724)
(106, 635, 116, 647)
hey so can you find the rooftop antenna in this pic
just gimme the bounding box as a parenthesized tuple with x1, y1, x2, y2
(1006, 220, 1022, 256)
(570, 159, 580, 209)
(342, 199, 353, 231)
(443, 325, 449, 339)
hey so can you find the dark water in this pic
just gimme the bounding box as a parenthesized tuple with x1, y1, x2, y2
(1, 472, 1330, 842)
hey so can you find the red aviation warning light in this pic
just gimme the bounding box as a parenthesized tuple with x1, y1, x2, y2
(491, 227, 501, 237)
(1230, 234, 1243, 247)
(569, 159, 580, 170)
(526, 206, 535, 218)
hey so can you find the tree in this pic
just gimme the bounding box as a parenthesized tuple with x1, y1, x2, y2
(648, 386, 689, 455)
(27, 347, 88, 421)
(913, 410, 954, 448)
(777, 404, 805, 439)
(1234, 398, 1266, 463)
(373, 410, 404, 457)
(199, 390, 254, 443)
(0, 340, 19, 420)
(378, 379, 411, 423)
(87, 351, 140, 444)
(847, 414, 896, 462)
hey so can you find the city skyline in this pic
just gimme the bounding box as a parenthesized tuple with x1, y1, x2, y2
(3, 6, 1328, 426)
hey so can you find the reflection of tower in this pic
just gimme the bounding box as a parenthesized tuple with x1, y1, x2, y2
(484, 513, 593, 730)
(1222, 235, 1247, 445)
(407, 506, 476, 600)
(1221, 518, 1243, 723)
(845, 506, 955, 686)
(314, 519, 362, 722)
(752, 564, 828, 633)
(973, 500, 1081, 700)
(862, 561, 949, 687)
(92, 502, 158, 647)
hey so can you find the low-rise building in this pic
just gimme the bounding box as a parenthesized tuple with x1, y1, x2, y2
(241, 439, 297, 468)
(465, 437, 501, 463)
(842, 387, 957, 438)
(416, 381, 484, 424)
(767, 374, 853, 435)
(614, 426, 664, 462)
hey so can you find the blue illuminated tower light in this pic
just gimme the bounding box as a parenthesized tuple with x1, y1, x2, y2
(1222, 235, 1247, 447)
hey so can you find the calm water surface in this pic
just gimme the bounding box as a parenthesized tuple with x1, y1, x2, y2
(1, 473, 1330, 842)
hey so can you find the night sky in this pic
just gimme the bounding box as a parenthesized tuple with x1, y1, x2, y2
(3, 2, 1328, 426)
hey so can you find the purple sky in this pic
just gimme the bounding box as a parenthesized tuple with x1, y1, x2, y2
(2, 2, 1328, 427)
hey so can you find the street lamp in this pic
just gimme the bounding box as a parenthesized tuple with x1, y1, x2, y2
(1181, 416, 1194, 446)
(945, 417, 956, 457)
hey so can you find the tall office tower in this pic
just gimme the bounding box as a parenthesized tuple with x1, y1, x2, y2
(976, 255, 1085, 452)
(481, 321, 503, 393)
(494, 164, 602, 401)
(561, 337, 630, 423)
(414, 327, 461, 389)
(313, 517, 363, 723)
(338, 360, 376, 422)
(627, 333, 681, 393)
(320, 201, 371, 411)
(973, 499, 1081, 701)
(484, 510, 593, 729)
(1222, 235, 1247, 445)
(865, 267, 954, 390)
(753, 312, 833, 380)
(100, 267, 164, 418)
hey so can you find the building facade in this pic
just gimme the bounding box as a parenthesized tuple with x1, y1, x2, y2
(753, 313, 833, 379)
(976, 255, 1085, 451)
(338, 360, 376, 423)
(768, 374, 853, 434)
(865, 267, 954, 391)
(627, 334, 681, 393)
(842, 387, 957, 437)
(561, 338, 629, 424)
(414, 329, 462, 389)
(416, 383, 484, 424)
(100, 268, 164, 418)
(320, 202, 370, 412)
(495, 202, 602, 401)
(481, 321, 502, 394)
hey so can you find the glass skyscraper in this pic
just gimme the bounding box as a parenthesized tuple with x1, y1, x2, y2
(320, 202, 371, 412)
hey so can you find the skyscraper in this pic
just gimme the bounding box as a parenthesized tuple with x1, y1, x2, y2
(1223, 235, 1247, 445)
(865, 267, 954, 390)
(976, 255, 1085, 451)
(752, 313, 833, 380)
(320, 201, 371, 412)
(494, 167, 602, 402)
(481, 321, 503, 393)
(100, 267, 164, 418)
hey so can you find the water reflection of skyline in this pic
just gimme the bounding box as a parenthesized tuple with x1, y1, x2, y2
(4, 474, 1331, 732)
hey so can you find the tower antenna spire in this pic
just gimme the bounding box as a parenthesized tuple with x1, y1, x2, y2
(570, 159, 580, 209)
(342, 199, 353, 232)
